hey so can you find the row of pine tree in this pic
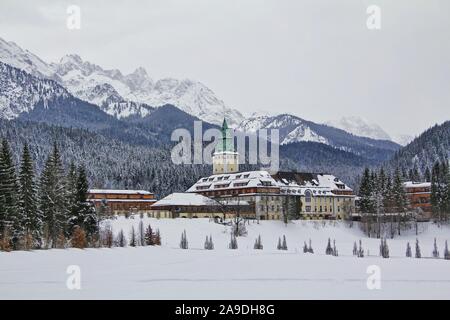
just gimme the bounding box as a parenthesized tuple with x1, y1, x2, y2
(0, 139, 97, 251)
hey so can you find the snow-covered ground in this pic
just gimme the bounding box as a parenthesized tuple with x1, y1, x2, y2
(1, 217, 449, 299)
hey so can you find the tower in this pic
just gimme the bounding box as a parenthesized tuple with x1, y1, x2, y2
(212, 118, 239, 174)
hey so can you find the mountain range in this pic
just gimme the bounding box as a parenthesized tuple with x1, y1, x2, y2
(0, 36, 446, 195)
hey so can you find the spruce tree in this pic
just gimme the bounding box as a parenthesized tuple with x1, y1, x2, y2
(277, 237, 282, 250)
(359, 168, 375, 213)
(116, 229, 126, 247)
(129, 226, 137, 247)
(308, 239, 314, 253)
(332, 239, 338, 256)
(415, 239, 421, 258)
(0, 139, 20, 247)
(39, 143, 68, 247)
(406, 242, 412, 257)
(180, 230, 188, 249)
(353, 241, 358, 256)
(145, 224, 154, 245)
(18, 143, 41, 247)
(432, 238, 439, 258)
(326, 238, 333, 255)
(358, 239, 364, 258)
(444, 241, 450, 260)
(228, 233, 237, 249)
(254, 235, 263, 249)
(303, 241, 308, 253)
(282, 235, 287, 250)
(138, 220, 145, 246)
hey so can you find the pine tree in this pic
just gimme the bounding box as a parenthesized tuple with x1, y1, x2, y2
(18, 143, 41, 248)
(353, 241, 358, 256)
(254, 235, 263, 249)
(303, 241, 308, 253)
(0, 139, 20, 247)
(308, 239, 314, 253)
(424, 167, 431, 182)
(282, 235, 288, 250)
(138, 220, 145, 246)
(144, 224, 154, 245)
(209, 235, 214, 250)
(379, 238, 389, 258)
(129, 226, 137, 247)
(277, 237, 282, 250)
(228, 233, 238, 249)
(116, 229, 126, 247)
(180, 230, 188, 249)
(332, 239, 338, 256)
(432, 238, 439, 258)
(326, 238, 333, 255)
(73, 166, 97, 236)
(39, 143, 68, 247)
(444, 241, 449, 260)
(154, 229, 161, 245)
(359, 168, 375, 213)
(406, 242, 412, 257)
(358, 239, 364, 258)
(415, 239, 421, 258)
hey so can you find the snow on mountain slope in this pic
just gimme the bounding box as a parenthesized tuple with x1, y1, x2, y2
(51, 54, 244, 126)
(0, 62, 69, 119)
(237, 114, 329, 145)
(0, 38, 58, 81)
(326, 116, 391, 141)
(0, 37, 244, 125)
(392, 133, 414, 146)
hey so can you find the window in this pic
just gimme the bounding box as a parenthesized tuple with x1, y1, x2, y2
(305, 190, 312, 203)
(305, 206, 311, 212)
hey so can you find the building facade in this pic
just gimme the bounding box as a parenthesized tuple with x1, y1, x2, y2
(403, 181, 432, 216)
(88, 189, 157, 216)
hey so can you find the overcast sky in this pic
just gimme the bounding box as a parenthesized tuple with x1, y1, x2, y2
(1, 0, 449, 137)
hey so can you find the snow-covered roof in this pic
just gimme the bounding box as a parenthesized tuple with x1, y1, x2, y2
(151, 193, 221, 207)
(403, 181, 431, 188)
(186, 171, 278, 193)
(88, 189, 153, 195)
(186, 170, 353, 195)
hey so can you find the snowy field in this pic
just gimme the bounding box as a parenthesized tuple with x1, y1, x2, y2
(1, 217, 449, 299)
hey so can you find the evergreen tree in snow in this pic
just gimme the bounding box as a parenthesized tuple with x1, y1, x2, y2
(129, 226, 137, 247)
(71, 165, 97, 237)
(415, 239, 421, 258)
(358, 239, 364, 258)
(325, 238, 333, 255)
(332, 239, 338, 256)
(180, 230, 188, 249)
(359, 168, 375, 214)
(406, 242, 412, 257)
(204, 235, 214, 250)
(379, 238, 389, 258)
(281, 235, 288, 250)
(303, 241, 308, 253)
(353, 241, 358, 256)
(444, 241, 450, 260)
(18, 143, 41, 248)
(254, 234, 263, 249)
(0, 139, 20, 247)
(154, 229, 161, 245)
(116, 229, 126, 247)
(424, 167, 431, 182)
(138, 220, 145, 246)
(228, 233, 238, 249)
(308, 239, 314, 253)
(432, 238, 439, 258)
(39, 142, 68, 247)
(144, 223, 154, 245)
(277, 237, 282, 250)
(209, 235, 214, 250)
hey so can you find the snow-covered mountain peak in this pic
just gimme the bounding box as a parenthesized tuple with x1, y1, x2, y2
(326, 116, 392, 141)
(0, 37, 57, 80)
